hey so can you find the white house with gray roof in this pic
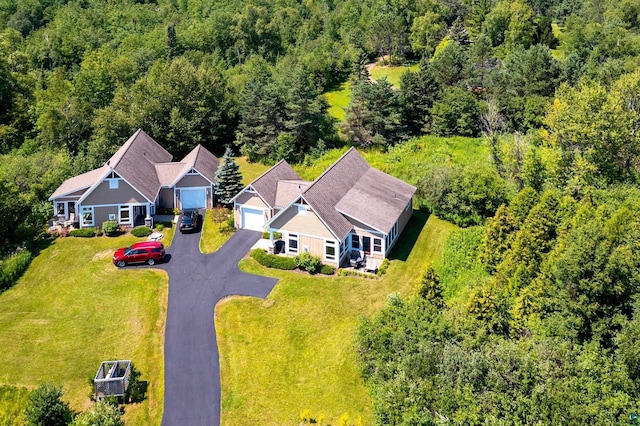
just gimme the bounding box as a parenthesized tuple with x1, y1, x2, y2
(49, 129, 219, 228)
(233, 147, 416, 267)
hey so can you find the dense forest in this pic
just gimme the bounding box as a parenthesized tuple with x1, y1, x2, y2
(3, 0, 640, 251)
(3, 0, 640, 422)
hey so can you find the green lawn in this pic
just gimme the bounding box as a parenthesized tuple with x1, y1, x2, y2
(369, 62, 418, 88)
(0, 232, 171, 424)
(235, 156, 270, 185)
(200, 209, 235, 254)
(216, 212, 456, 425)
(325, 82, 351, 122)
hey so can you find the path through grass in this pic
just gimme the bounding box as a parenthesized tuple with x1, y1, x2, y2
(0, 235, 169, 424)
(216, 212, 456, 425)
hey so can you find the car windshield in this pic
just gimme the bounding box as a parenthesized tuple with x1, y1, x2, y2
(123, 246, 134, 256)
(182, 216, 194, 224)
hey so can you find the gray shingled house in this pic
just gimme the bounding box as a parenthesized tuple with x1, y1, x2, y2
(233, 147, 416, 267)
(49, 129, 219, 228)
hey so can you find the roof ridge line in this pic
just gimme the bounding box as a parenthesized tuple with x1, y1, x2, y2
(107, 128, 143, 168)
(302, 146, 366, 194)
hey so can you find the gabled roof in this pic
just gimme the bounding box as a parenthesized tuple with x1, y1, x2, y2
(238, 160, 303, 208)
(275, 180, 312, 208)
(335, 167, 416, 233)
(265, 147, 416, 241)
(49, 165, 110, 200)
(107, 129, 173, 202)
(300, 148, 371, 240)
(155, 163, 185, 186)
(170, 145, 219, 186)
(50, 129, 219, 204)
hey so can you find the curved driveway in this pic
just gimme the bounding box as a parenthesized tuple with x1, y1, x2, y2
(158, 226, 278, 425)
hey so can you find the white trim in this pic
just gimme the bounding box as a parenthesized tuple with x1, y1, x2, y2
(48, 189, 88, 201)
(230, 184, 272, 208)
(80, 206, 94, 227)
(239, 206, 267, 231)
(335, 208, 386, 235)
(266, 194, 340, 241)
(119, 205, 132, 225)
(169, 167, 215, 188)
(324, 240, 336, 262)
(78, 167, 154, 205)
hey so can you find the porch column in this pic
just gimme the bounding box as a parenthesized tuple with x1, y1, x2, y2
(269, 229, 274, 244)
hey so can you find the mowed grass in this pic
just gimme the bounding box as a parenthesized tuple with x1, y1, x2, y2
(0, 234, 170, 424)
(200, 209, 235, 254)
(325, 82, 351, 122)
(369, 62, 418, 88)
(216, 212, 456, 425)
(236, 156, 270, 185)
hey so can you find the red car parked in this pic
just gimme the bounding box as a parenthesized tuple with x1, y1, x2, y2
(113, 241, 165, 267)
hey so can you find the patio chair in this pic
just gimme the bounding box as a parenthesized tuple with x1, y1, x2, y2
(64, 213, 75, 227)
(349, 249, 365, 268)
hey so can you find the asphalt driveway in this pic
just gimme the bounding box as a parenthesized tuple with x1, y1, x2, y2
(158, 226, 278, 426)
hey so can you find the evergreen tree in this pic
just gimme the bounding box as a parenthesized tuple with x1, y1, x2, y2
(214, 147, 243, 208)
(399, 59, 440, 135)
(418, 266, 444, 308)
(25, 383, 72, 426)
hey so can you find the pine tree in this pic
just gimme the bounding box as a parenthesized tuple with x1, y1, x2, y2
(214, 147, 243, 207)
(418, 266, 444, 308)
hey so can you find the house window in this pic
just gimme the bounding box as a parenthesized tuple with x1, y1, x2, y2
(109, 179, 119, 189)
(373, 238, 382, 253)
(288, 233, 299, 254)
(351, 234, 360, 249)
(56, 202, 65, 215)
(81, 206, 94, 227)
(325, 241, 336, 261)
(119, 205, 131, 225)
(297, 205, 307, 216)
(186, 168, 198, 175)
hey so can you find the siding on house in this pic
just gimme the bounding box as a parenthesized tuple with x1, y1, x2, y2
(83, 180, 148, 205)
(270, 206, 334, 240)
(299, 235, 329, 263)
(158, 188, 175, 209)
(235, 192, 268, 208)
(175, 174, 210, 187)
(94, 206, 117, 228)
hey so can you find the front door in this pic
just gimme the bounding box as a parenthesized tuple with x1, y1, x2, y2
(362, 236, 371, 254)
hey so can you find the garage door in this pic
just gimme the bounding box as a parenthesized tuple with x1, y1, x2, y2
(181, 188, 206, 210)
(241, 208, 264, 231)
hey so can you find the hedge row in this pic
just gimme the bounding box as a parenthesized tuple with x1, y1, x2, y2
(250, 249, 336, 275)
(250, 249, 297, 270)
(0, 250, 32, 291)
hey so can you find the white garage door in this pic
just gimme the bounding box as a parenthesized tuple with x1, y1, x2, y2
(241, 208, 264, 231)
(181, 188, 206, 210)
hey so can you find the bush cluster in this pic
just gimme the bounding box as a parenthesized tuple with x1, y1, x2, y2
(261, 231, 282, 239)
(102, 220, 119, 236)
(0, 249, 32, 291)
(376, 259, 390, 276)
(131, 226, 153, 237)
(70, 228, 97, 238)
(295, 252, 322, 273)
(338, 268, 378, 279)
(210, 207, 230, 224)
(250, 249, 297, 270)
(319, 264, 335, 275)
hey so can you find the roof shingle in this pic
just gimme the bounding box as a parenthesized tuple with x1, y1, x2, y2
(249, 160, 303, 208)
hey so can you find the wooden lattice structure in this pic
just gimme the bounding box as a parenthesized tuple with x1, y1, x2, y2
(93, 360, 131, 400)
